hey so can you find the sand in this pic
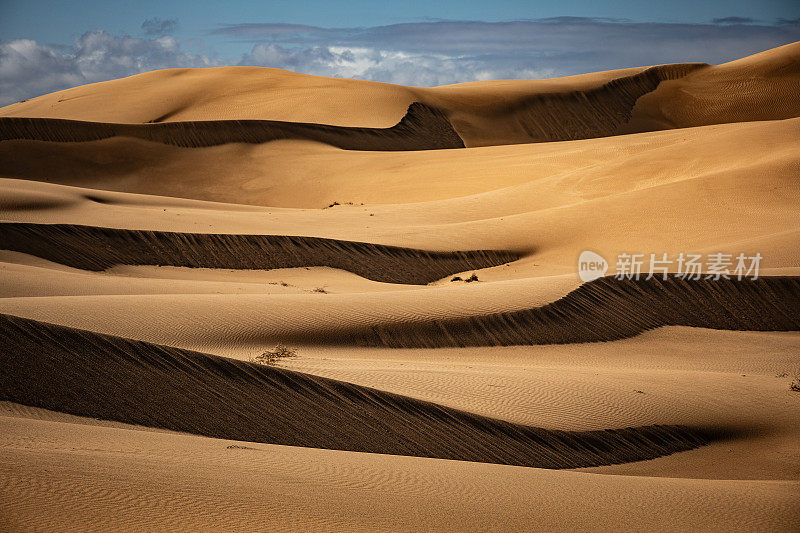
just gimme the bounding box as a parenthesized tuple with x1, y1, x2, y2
(1, 42, 799, 531)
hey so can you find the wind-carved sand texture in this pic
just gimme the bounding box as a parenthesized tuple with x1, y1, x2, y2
(1, 42, 799, 532)
(0, 223, 520, 285)
(0, 313, 715, 469)
(0, 102, 465, 151)
(445, 63, 708, 144)
(346, 276, 800, 347)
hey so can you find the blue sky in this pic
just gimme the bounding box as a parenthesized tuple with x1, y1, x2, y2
(1, 0, 798, 105)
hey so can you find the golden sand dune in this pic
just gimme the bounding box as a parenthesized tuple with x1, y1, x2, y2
(0, 64, 702, 149)
(0, 222, 796, 344)
(350, 276, 800, 347)
(630, 41, 800, 131)
(3, 412, 797, 532)
(429, 64, 707, 145)
(0, 313, 713, 468)
(1, 42, 799, 531)
(2, 43, 797, 148)
(2, 113, 797, 216)
(0, 102, 465, 151)
(0, 222, 519, 284)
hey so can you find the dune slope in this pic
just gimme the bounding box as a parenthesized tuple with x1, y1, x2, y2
(3, 412, 797, 532)
(0, 102, 465, 151)
(0, 222, 520, 285)
(0, 313, 715, 469)
(350, 276, 800, 347)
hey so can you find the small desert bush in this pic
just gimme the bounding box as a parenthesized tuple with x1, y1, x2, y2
(312, 287, 328, 293)
(791, 377, 800, 392)
(251, 345, 298, 365)
(450, 273, 480, 283)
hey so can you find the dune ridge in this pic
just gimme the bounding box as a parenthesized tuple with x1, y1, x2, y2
(0, 222, 520, 285)
(0, 65, 707, 150)
(0, 102, 465, 151)
(0, 312, 716, 469)
(444, 63, 708, 145)
(340, 276, 800, 347)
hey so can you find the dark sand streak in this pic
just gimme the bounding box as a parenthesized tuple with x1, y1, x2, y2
(0, 222, 521, 285)
(0, 102, 464, 151)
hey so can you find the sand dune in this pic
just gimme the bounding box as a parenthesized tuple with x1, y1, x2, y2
(2, 43, 797, 150)
(0, 222, 519, 284)
(0, 225, 796, 345)
(3, 412, 797, 532)
(426, 63, 707, 146)
(0, 64, 706, 149)
(0, 313, 714, 469)
(0, 102, 465, 151)
(350, 275, 800, 347)
(2, 113, 797, 216)
(629, 41, 800, 132)
(1, 42, 799, 531)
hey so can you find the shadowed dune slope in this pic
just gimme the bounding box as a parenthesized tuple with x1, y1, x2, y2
(0, 313, 714, 469)
(0, 223, 521, 285)
(430, 63, 707, 146)
(336, 276, 800, 348)
(628, 41, 800, 132)
(0, 102, 464, 151)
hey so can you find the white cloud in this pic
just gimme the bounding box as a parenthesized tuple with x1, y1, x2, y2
(0, 30, 218, 106)
(224, 19, 800, 84)
(2, 19, 798, 105)
(238, 44, 554, 86)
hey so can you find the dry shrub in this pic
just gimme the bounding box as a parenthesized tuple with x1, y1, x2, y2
(251, 345, 298, 365)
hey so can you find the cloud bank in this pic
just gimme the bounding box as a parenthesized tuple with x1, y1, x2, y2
(1, 18, 798, 106)
(0, 30, 217, 106)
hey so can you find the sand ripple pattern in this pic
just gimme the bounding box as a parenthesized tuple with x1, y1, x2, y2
(0, 222, 520, 285)
(0, 313, 715, 469)
(0, 102, 465, 151)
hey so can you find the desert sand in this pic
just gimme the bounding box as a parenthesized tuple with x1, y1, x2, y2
(1, 42, 799, 531)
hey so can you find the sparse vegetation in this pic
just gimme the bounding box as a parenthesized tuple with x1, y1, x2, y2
(451, 273, 480, 283)
(791, 377, 800, 392)
(251, 345, 298, 365)
(312, 287, 328, 294)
